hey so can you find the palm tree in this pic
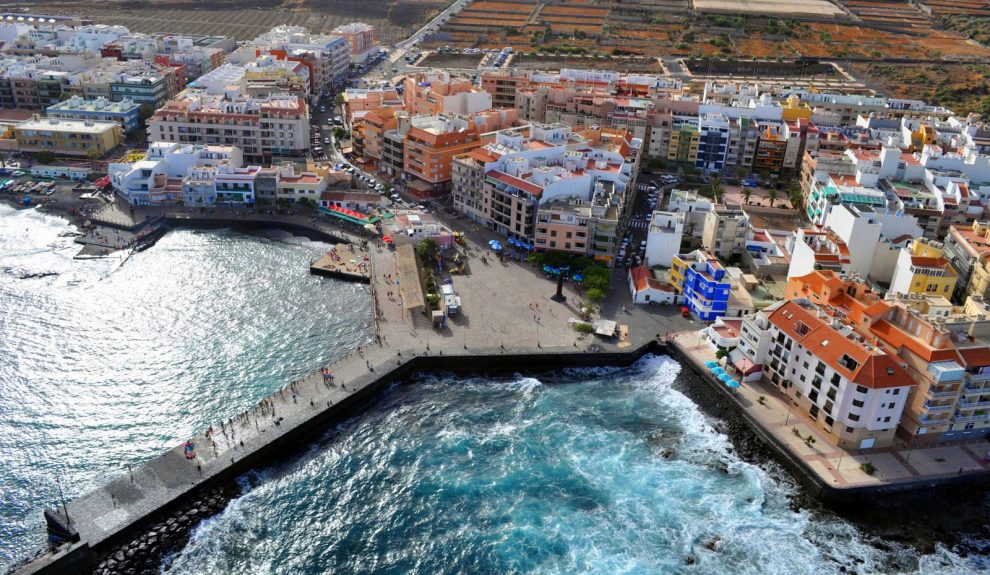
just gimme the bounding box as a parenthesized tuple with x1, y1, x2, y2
(741, 186, 752, 205)
(711, 174, 724, 204)
(767, 187, 779, 208)
(786, 181, 803, 210)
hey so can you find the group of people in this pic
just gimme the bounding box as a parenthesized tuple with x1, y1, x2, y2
(322, 367, 335, 384)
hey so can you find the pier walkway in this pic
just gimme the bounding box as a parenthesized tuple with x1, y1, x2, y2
(16, 216, 698, 575)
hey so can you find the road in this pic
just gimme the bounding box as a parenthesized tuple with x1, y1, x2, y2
(389, 0, 471, 64)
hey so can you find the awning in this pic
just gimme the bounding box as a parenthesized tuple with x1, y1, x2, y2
(729, 349, 762, 376)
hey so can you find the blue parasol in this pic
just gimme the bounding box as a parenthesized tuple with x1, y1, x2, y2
(718, 373, 734, 382)
(725, 380, 741, 389)
(572, 273, 584, 282)
(704, 360, 718, 368)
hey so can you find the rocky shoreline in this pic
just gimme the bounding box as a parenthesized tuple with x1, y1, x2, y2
(90, 482, 241, 575)
(673, 366, 990, 566)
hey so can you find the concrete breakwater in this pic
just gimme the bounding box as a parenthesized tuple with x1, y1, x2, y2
(11, 342, 663, 575)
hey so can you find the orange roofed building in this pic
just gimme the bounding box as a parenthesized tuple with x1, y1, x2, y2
(781, 270, 990, 445)
(738, 294, 914, 449)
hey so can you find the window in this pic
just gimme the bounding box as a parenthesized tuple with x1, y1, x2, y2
(856, 385, 868, 394)
(824, 416, 834, 427)
(852, 399, 864, 408)
(846, 426, 854, 433)
(884, 416, 891, 423)
(809, 389, 819, 402)
(892, 388, 900, 395)
(848, 413, 860, 422)
(809, 405, 820, 419)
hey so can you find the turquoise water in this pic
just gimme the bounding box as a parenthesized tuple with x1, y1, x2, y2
(1, 204, 987, 575)
(0, 204, 371, 568)
(162, 361, 986, 575)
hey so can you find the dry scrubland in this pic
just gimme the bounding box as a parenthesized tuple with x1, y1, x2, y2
(3, 0, 448, 41)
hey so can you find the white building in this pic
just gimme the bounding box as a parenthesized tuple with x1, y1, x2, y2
(738, 299, 913, 449)
(786, 228, 853, 279)
(666, 188, 712, 237)
(628, 266, 676, 305)
(823, 203, 923, 283)
(109, 142, 243, 205)
(644, 210, 684, 268)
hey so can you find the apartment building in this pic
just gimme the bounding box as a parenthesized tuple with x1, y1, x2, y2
(889, 238, 958, 298)
(343, 87, 403, 124)
(403, 114, 485, 194)
(787, 269, 990, 445)
(669, 249, 732, 321)
(109, 141, 242, 205)
(944, 221, 990, 303)
(644, 211, 685, 267)
(147, 91, 309, 163)
(332, 22, 378, 64)
(46, 95, 141, 133)
(403, 71, 491, 117)
(739, 296, 912, 449)
(786, 227, 852, 279)
(702, 203, 748, 260)
(451, 123, 640, 261)
(250, 26, 349, 91)
(108, 61, 182, 109)
(14, 115, 122, 157)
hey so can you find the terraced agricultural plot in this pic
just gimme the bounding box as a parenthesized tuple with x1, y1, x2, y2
(843, 0, 930, 28)
(925, 0, 990, 16)
(415, 52, 484, 68)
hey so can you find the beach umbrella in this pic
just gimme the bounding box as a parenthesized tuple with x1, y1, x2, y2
(712, 368, 726, 376)
(363, 223, 378, 234)
(718, 373, 733, 382)
(543, 265, 552, 273)
(382, 235, 393, 244)
(572, 273, 583, 282)
(507, 237, 517, 246)
(725, 380, 741, 389)
(704, 360, 718, 368)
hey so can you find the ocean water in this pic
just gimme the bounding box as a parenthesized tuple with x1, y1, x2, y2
(1, 204, 987, 575)
(162, 360, 988, 575)
(0, 204, 371, 569)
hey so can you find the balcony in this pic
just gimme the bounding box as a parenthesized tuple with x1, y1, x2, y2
(923, 402, 954, 413)
(918, 417, 950, 427)
(957, 399, 990, 410)
(963, 383, 990, 395)
(965, 370, 990, 382)
(927, 386, 958, 399)
(953, 412, 990, 424)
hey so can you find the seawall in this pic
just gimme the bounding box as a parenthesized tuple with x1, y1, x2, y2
(12, 342, 663, 575)
(667, 340, 990, 508)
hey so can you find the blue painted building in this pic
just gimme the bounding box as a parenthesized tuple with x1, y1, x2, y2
(47, 96, 142, 134)
(670, 249, 731, 321)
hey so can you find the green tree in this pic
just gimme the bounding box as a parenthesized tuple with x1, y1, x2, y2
(86, 147, 100, 161)
(417, 237, 439, 269)
(333, 127, 349, 140)
(741, 186, 752, 205)
(714, 347, 729, 361)
(767, 187, 779, 208)
(711, 174, 724, 204)
(786, 181, 803, 210)
(586, 287, 604, 302)
(334, 94, 345, 107)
